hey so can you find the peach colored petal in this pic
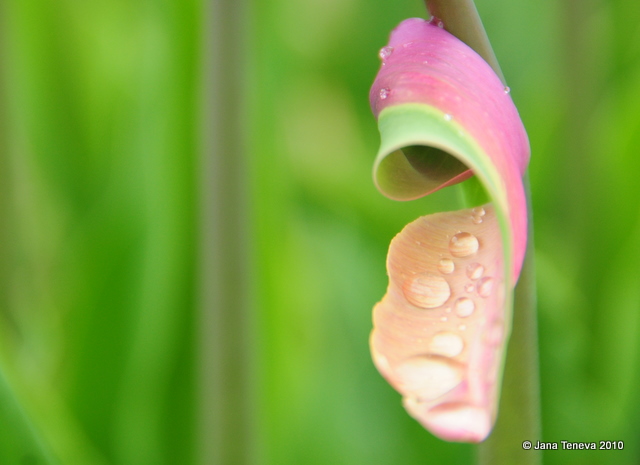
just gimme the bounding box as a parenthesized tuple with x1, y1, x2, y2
(371, 205, 505, 442)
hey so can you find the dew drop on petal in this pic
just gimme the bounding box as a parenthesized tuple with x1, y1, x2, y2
(379, 46, 394, 61)
(466, 263, 484, 280)
(444, 113, 452, 121)
(429, 332, 464, 357)
(440, 316, 448, 322)
(464, 283, 475, 293)
(438, 258, 455, 274)
(403, 273, 451, 309)
(454, 297, 475, 318)
(477, 277, 494, 298)
(379, 87, 390, 100)
(472, 206, 486, 217)
(504, 86, 511, 94)
(458, 324, 466, 331)
(449, 232, 479, 257)
(472, 215, 483, 224)
(395, 356, 463, 400)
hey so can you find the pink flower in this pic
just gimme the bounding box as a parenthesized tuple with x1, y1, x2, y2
(369, 18, 529, 442)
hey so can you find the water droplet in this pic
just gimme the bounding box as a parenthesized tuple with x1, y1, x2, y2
(477, 277, 494, 298)
(458, 324, 466, 331)
(438, 258, 455, 274)
(504, 86, 511, 94)
(422, 60, 429, 64)
(464, 283, 475, 293)
(429, 332, 464, 357)
(444, 113, 452, 121)
(454, 297, 475, 318)
(403, 41, 414, 48)
(395, 356, 462, 400)
(472, 215, 483, 224)
(379, 87, 390, 100)
(440, 316, 448, 322)
(403, 273, 451, 309)
(449, 232, 479, 257)
(429, 16, 445, 28)
(472, 206, 486, 217)
(444, 307, 452, 314)
(466, 263, 484, 280)
(379, 46, 394, 61)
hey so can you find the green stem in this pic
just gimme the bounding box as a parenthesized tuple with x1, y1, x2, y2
(477, 176, 541, 465)
(424, 0, 505, 84)
(199, 0, 258, 464)
(424, 1, 541, 463)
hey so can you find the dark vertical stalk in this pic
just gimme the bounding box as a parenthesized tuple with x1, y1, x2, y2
(424, 0, 505, 84)
(424, 1, 541, 463)
(199, 0, 258, 464)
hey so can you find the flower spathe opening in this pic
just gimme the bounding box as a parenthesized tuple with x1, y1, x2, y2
(375, 144, 471, 200)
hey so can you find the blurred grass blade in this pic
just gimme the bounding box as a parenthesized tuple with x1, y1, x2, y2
(0, 369, 58, 464)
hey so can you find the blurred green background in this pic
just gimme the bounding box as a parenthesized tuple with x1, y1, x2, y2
(1, 0, 639, 464)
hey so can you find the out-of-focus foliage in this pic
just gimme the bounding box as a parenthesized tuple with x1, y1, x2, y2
(1, 0, 639, 464)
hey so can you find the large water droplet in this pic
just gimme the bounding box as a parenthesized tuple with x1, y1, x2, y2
(403, 273, 451, 309)
(477, 277, 494, 298)
(379, 46, 394, 61)
(454, 297, 475, 318)
(429, 332, 464, 357)
(449, 232, 479, 257)
(379, 87, 390, 100)
(466, 263, 484, 280)
(395, 356, 462, 400)
(438, 258, 455, 274)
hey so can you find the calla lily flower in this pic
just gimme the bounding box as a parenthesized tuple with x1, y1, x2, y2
(369, 18, 530, 442)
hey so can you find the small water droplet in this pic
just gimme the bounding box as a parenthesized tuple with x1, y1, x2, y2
(440, 316, 448, 322)
(379, 46, 394, 61)
(444, 307, 452, 313)
(504, 86, 511, 94)
(454, 297, 475, 318)
(464, 283, 475, 293)
(466, 263, 484, 280)
(449, 232, 479, 257)
(472, 207, 486, 217)
(422, 60, 429, 64)
(438, 258, 455, 274)
(458, 324, 466, 331)
(379, 87, 390, 100)
(472, 215, 483, 224)
(477, 277, 494, 298)
(396, 356, 462, 400)
(429, 332, 464, 357)
(403, 273, 451, 309)
(403, 41, 414, 48)
(444, 113, 452, 121)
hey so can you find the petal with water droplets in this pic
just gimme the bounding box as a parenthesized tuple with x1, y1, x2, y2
(368, 18, 529, 443)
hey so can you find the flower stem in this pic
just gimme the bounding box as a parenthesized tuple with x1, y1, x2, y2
(199, 0, 258, 463)
(424, 0, 505, 84)
(424, 1, 542, 462)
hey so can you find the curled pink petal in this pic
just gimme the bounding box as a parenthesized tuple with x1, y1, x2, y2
(370, 18, 529, 279)
(369, 18, 530, 442)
